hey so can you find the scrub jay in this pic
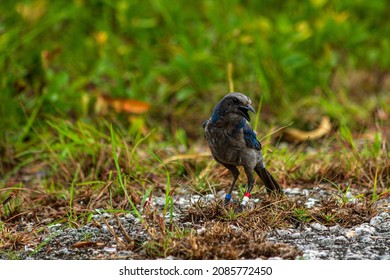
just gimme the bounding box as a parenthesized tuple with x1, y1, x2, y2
(203, 92, 282, 209)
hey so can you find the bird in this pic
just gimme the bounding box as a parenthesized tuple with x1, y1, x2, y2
(203, 92, 282, 209)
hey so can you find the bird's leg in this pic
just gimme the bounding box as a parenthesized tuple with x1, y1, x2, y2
(222, 164, 239, 206)
(241, 166, 255, 209)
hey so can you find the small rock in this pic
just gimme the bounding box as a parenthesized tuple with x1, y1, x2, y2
(345, 230, 357, 239)
(101, 224, 109, 232)
(345, 253, 363, 260)
(196, 227, 206, 235)
(369, 253, 380, 260)
(355, 224, 376, 236)
(102, 212, 111, 218)
(302, 231, 316, 239)
(217, 190, 225, 196)
(370, 215, 383, 227)
(305, 197, 318, 208)
(360, 236, 374, 244)
(117, 250, 134, 257)
(319, 237, 334, 247)
(310, 222, 327, 231)
(66, 228, 77, 234)
(302, 189, 310, 196)
(374, 221, 390, 232)
(345, 191, 358, 203)
(229, 224, 242, 234)
(125, 213, 136, 220)
(381, 255, 390, 260)
(285, 188, 301, 195)
(190, 195, 199, 203)
(380, 212, 390, 219)
(103, 247, 116, 253)
(276, 229, 291, 237)
(329, 225, 343, 234)
(302, 250, 328, 260)
(58, 248, 70, 254)
(334, 236, 348, 244)
(182, 222, 192, 227)
(290, 232, 301, 239)
(176, 197, 188, 205)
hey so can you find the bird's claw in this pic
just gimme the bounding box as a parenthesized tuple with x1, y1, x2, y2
(223, 198, 231, 206)
(236, 204, 246, 213)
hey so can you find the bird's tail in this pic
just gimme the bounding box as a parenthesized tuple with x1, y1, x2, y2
(255, 164, 283, 195)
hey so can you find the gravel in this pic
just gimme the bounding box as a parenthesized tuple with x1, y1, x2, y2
(267, 189, 390, 260)
(3, 187, 390, 260)
(267, 213, 390, 260)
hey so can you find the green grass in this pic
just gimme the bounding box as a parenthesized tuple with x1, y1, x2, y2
(0, 0, 389, 259)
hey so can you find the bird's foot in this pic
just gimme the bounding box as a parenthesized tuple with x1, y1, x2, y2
(236, 204, 246, 213)
(223, 193, 232, 206)
(236, 193, 251, 212)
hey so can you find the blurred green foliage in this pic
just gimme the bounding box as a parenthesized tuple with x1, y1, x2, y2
(0, 0, 389, 145)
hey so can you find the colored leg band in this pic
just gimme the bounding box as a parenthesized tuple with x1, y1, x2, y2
(241, 195, 249, 207)
(225, 193, 232, 201)
(244, 192, 251, 198)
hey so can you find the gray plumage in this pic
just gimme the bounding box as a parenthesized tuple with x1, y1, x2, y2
(203, 92, 282, 207)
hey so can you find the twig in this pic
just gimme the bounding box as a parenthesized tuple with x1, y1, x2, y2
(1, 192, 15, 208)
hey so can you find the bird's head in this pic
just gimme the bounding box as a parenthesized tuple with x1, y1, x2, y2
(211, 92, 255, 123)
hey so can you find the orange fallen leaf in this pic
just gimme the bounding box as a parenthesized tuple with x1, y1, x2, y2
(119, 98, 150, 114)
(98, 95, 150, 114)
(282, 116, 331, 142)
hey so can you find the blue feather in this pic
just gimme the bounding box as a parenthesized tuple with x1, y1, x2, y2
(243, 125, 261, 150)
(211, 103, 221, 122)
(231, 118, 261, 150)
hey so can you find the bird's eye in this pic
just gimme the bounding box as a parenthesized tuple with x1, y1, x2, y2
(233, 98, 239, 103)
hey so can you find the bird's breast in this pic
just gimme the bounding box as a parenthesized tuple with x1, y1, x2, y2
(204, 124, 247, 165)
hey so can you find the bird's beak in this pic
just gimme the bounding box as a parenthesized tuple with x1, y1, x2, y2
(238, 104, 255, 121)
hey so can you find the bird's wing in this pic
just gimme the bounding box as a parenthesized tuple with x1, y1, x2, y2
(243, 124, 261, 150)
